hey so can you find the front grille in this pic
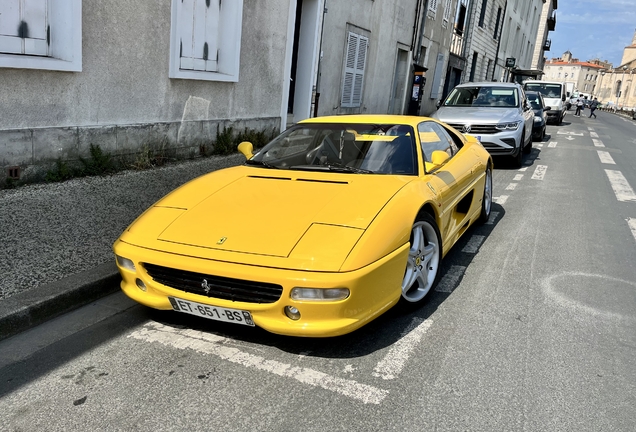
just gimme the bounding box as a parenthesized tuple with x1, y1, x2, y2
(447, 123, 499, 135)
(143, 263, 283, 304)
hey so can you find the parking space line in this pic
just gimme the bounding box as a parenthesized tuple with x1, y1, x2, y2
(597, 151, 616, 165)
(531, 165, 548, 180)
(486, 211, 500, 225)
(605, 170, 636, 202)
(548, 141, 557, 148)
(588, 127, 594, 131)
(513, 174, 524, 181)
(494, 195, 508, 205)
(462, 235, 486, 254)
(372, 318, 433, 381)
(590, 131, 599, 138)
(518, 167, 528, 172)
(628, 218, 636, 243)
(506, 183, 517, 190)
(435, 265, 466, 293)
(592, 139, 604, 147)
(130, 322, 389, 404)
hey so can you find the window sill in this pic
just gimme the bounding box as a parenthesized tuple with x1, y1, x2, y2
(0, 53, 81, 72)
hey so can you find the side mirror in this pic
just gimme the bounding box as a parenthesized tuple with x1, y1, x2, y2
(544, 106, 551, 111)
(430, 150, 450, 168)
(436, 100, 442, 109)
(238, 141, 254, 159)
(562, 95, 566, 101)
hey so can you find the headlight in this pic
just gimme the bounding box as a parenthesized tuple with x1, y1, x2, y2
(495, 121, 522, 131)
(290, 287, 350, 301)
(533, 116, 542, 123)
(116, 255, 136, 271)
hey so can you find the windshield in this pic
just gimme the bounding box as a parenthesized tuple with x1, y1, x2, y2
(443, 86, 519, 107)
(248, 123, 418, 175)
(524, 83, 562, 98)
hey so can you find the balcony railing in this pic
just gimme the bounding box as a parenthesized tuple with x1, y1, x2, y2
(450, 31, 465, 57)
(543, 39, 551, 51)
(547, 13, 556, 31)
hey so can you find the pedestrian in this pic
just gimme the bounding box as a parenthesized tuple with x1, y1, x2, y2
(575, 98, 583, 116)
(589, 97, 599, 118)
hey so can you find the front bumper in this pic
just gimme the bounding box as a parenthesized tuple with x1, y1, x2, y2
(467, 129, 522, 157)
(113, 239, 408, 337)
(546, 110, 562, 121)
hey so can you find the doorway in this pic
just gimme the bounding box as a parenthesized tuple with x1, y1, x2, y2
(390, 48, 409, 114)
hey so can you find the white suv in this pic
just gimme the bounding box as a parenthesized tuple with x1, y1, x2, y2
(432, 82, 534, 167)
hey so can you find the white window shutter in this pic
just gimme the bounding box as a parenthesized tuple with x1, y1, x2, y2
(0, 0, 48, 56)
(341, 32, 368, 108)
(429, 0, 438, 13)
(179, 0, 220, 72)
(443, 0, 453, 22)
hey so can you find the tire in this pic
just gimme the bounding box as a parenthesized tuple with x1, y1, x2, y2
(401, 212, 442, 303)
(512, 136, 523, 167)
(478, 166, 492, 224)
(557, 113, 563, 125)
(523, 135, 533, 154)
(541, 127, 546, 141)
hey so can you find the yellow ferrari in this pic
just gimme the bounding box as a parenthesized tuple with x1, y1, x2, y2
(114, 115, 493, 337)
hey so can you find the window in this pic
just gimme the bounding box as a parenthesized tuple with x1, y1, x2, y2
(0, 0, 82, 71)
(469, 52, 478, 82)
(341, 32, 368, 108)
(478, 0, 488, 27)
(418, 121, 459, 163)
(169, 0, 244, 82)
(493, 7, 502, 39)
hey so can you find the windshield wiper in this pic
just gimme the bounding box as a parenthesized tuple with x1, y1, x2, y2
(325, 164, 374, 174)
(245, 160, 279, 169)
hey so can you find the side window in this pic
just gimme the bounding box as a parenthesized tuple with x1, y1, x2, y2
(170, 0, 244, 82)
(341, 32, 368, 108)
(0, 0, 82, 72)
(418, 121, 457, 161)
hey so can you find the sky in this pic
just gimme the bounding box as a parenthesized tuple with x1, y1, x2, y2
(550, 0, 636, 67)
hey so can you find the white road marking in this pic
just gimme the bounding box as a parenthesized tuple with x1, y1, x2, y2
(513, 174, 524, 181)
(588, 127, 594, 131)
(435, 265, 466, 293)
(597, 151, 616, 165)
(537, 143, 544, 147)
(372, 318, 433, 380)
(486, 211, 500, 225)
(506, 183, 517, 190)
(531, 165, 548, 180)
(493, 195, 508, 205)
(628, 218, 636, 243)
(557, 130, 583, 136)
(462, 235, 486, 254)
(605, 170, 636, 202)
(592, 139, 605, 147)
(129, 322, 388, 404)
(518, 167, 528, 172)
(590, 131, 599, 138)
(548, 141, 557, 148)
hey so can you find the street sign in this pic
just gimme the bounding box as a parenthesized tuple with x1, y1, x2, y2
(506, 57, 516, 68)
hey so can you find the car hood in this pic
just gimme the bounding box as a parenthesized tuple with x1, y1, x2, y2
(120, 166, 412, 271)
(432, 106, 521, 124)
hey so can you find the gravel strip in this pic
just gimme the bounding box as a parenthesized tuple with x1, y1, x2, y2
(0, 155, 244, 300)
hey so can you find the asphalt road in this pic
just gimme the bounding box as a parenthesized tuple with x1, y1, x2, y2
(1, 110, 635, 432)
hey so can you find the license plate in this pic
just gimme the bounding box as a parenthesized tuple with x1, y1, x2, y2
(168, 297, 255, 327)
(476, 135, 482, 141)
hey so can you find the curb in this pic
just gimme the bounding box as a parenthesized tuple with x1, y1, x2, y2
(0, 262, 121, 341)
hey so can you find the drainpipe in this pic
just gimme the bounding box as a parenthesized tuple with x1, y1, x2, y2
(492, 0, 508, 81)
(414, 0, 429, 65)
(461, 0, 476, 82)
(313, 0, 327, 117)
(411, 0, 423, 54)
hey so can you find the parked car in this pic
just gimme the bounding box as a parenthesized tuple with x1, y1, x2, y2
(523, 81, 567, 125)
(432, 82, 534, 167)
(113, 115, 493, 337)
(526, 91, 550, 142)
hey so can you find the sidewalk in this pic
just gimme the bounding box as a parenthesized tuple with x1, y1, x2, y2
(0, 154, 244, 340)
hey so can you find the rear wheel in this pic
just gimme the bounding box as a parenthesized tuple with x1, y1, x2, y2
(512, 140, 523, 167)
(401, 213, 442, 303)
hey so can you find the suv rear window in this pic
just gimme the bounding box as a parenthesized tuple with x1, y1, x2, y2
(443, 86, 519, 107)
(524, 83, 562, 98)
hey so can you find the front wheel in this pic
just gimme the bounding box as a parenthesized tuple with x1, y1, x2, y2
(401, 213, 442, 303)
(478, 167, 492, 224)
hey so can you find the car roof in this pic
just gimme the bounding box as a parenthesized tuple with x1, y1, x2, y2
(298, 114, 437, 127)
(454, 81, 521, 88)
